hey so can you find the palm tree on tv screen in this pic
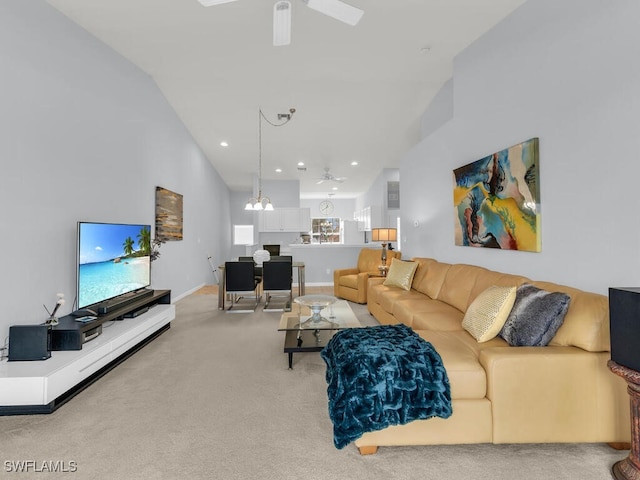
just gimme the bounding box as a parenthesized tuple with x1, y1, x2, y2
(137, 226, 151, 255)
(123, 236, 135, 256)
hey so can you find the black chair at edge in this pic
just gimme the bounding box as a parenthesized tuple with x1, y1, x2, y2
(262, 259, 293, 312)
(263, 244, 280, 256)
(224, 261, 261, 312)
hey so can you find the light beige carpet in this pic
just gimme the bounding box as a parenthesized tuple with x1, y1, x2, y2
(0, 290, 627, 479)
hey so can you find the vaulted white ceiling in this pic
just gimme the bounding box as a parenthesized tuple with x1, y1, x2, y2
(45, 0, 525, 198)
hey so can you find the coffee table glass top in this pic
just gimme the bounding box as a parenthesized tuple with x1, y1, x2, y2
(293, 294, 337, 326)
(278, 299, 362, 331)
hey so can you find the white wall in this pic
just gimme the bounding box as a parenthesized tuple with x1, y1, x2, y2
(0, 1, 232, 341)
(421, 79, 453, 139)
(401, 0, 640, 295)
(355, 168, 400, 239)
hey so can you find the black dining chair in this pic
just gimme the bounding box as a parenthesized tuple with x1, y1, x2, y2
(262, 260, 293, 312)
(224, 261, 261, 312)
(239, 256, 263, 281)
(269, 255, 293, 263)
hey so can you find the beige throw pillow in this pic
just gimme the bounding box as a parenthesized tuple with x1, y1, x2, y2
(383, 259, 418, 291)
(462, 285, 517, 343)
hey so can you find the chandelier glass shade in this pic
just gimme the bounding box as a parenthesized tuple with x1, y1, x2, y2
(244, 196, 273, 211)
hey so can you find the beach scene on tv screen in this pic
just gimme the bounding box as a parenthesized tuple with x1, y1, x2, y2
(78, 223, 151, 308)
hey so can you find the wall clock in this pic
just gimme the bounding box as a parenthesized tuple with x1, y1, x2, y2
(319, 200, 334, 216)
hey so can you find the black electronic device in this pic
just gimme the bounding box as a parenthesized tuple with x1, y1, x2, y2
(50, 323, 102, 351)
(8, 325, 51, 361)
(123, 306, 149, 318)
(96, 288, 154, 315)
(46, 289, 170, 352)
(609, 287, 640, 372)
(71, 308, 98, 317)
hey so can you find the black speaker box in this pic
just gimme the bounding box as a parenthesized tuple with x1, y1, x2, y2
(8, 325, 51, 361)
(609, 287, 640, 372)
(50, 328, 83, 351)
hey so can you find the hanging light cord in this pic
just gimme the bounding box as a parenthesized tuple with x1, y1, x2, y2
(260, 107, 296, 127)
(257, 107, 295, 200)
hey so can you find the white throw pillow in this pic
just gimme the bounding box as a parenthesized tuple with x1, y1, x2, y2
(462, 285, 517, 343)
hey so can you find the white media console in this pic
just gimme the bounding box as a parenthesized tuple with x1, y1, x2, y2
(0, 295, 175, 415)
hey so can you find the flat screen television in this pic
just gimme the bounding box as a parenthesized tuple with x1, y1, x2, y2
(77, 222, 152, 311)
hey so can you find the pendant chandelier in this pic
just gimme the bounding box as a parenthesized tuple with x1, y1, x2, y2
(244, 107, 296, 211)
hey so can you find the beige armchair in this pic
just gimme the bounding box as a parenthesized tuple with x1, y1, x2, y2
(333, 248, 401, 304)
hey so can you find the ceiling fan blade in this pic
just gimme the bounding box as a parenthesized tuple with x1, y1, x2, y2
(316, 179, 326, 184)
(302, 0, 364, 26)
(273, 1, 292, 46)
(197, 0, 239, 6)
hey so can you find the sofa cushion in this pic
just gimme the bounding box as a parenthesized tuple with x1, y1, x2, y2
(366, 278, 387, 304)
(533, 281, 610, 352)
(339, 273, 360, 289)
(462, 286, 517, 342)
(415, 330, 488, 400)
(467, 272, 528, 310)
(394, 298, 465, 330)
(378, 286, 417, 314)
(408, 258, 435, 294)
(411, 259, 451, 299)
(384, 259, 418, 291)
(438, 264, 489, 312)
(499, 284, 570, 346)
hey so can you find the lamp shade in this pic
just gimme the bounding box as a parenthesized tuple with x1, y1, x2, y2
(371, 228, 397, 242)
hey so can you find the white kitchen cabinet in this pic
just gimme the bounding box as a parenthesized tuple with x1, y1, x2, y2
(259, 208, 311, 232)
(353, 206, 381, 232)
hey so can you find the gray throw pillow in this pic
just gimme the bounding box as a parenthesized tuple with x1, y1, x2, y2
(499, 284, 571, 346)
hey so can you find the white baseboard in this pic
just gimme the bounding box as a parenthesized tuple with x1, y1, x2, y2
(173, 283, 206, 302)
(303, 282, 333, 287)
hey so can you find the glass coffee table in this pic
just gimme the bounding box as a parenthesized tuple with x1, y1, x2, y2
(278, 295, 362, 369)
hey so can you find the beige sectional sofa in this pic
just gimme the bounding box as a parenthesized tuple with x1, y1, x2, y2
(356, 257, 630, 454)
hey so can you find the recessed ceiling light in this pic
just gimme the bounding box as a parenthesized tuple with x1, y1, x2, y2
(275, 168, 282, 173)
(297, 161, 305, 166)
(198, 0, 236, 6)
(351, 161, 358, 166)
(420, 46, 431, 54)
(220, 141, 229, 147)
(332, 187, 338, 191)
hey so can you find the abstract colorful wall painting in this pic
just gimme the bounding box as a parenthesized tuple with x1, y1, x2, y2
(453, 138, 540, 252)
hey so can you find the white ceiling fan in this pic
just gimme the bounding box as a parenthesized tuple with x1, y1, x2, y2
(316, 167, 347, 184)
(197, 0, 364, 46)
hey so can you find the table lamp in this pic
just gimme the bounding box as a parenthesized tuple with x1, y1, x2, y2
(371, 228, 397, 268)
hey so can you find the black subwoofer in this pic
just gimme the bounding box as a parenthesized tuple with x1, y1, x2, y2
(609, 287, 640, 372)
(8, 325, 51, 361)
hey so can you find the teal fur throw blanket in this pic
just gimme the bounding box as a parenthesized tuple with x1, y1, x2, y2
(321, 324, 452, 449)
